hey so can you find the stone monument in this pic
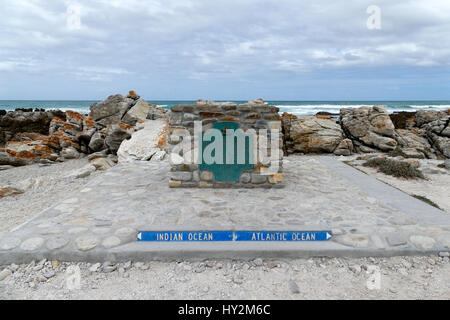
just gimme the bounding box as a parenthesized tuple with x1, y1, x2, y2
(168, 99, 284, 188)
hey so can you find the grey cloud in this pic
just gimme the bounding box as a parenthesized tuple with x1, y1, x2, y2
(0, 0, 449, 99)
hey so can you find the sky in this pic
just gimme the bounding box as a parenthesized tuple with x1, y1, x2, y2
(0, 0, 449, 100)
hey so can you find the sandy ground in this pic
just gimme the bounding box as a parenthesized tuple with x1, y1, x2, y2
(0, 156, 449, 300)
(339, 155, 450, 213)
(0, 159, 102, 237)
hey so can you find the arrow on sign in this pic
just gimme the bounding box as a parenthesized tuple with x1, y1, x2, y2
(137, 232, 142, 240)
(326, 232, 332, 240)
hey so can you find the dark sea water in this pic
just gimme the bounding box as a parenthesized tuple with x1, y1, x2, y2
(1, 100, 449, 116)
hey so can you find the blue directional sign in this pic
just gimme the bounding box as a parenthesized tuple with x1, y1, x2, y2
(137, 231, 332, 242)
(137, 231, 234, 242)
(234, 231, 332, 242)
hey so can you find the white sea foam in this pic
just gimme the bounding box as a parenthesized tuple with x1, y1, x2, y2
(275, 104, 450, 116)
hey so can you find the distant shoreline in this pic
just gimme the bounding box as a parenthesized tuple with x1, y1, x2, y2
(1, 100, 450, 117)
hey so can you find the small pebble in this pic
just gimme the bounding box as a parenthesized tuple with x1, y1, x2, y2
(89, 263, 101, 272)
(43, 270, 56, 279)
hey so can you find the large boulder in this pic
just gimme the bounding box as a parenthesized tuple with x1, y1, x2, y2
(415, 110, 450, 158)
(117, 120, 168, 162)
(394, 129, 436, 159)
(122, 99, 151, 125)
(104, 123, 134, 154)
(282, 114, 344, 154)
(340, 106, 397, 152)
(415, 110, 447, 128)
(90, 94, 133, 127)
(88, 132, 106, 152)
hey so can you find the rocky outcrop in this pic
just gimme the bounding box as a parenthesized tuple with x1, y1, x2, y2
(117, 119, 168, 162)
(0, 109, 66, 147)
(0, 91, 168, 167)
(90, 94, 133, 127)
(282, 114, 345, 154)
(104, 123, 133, 154)
(90, 92, 164, 127)
(394, 129, 436, 159)
(333, 139, 354, 156)
(340, 106, 397, 152)
(415, 110, 450, 158)
(282, 106, 449, 159)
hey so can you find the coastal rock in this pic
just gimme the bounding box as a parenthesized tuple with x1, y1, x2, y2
(121, 99, 151, 125)
(428, 134, 450, 158)
(104, 124, 133, 154)
(334, 139, 354, 156)
(0, 150, 33, 166)
(0, 186, 24, 199)
(282, 114, 344, 154)
(147, 104, 167, 120)
(61, 147, 80, 160)
(415, 110, 450, 158)
(0, 93, 167, 167)
(415, 110, 447, 128)
(88, 132, 106, 152)
(394, 129, 436, 159)
(340, 106, 398, 152)
(117, 119, 168, 162)
(1, 138, 57, 166)
(90, 94, 133, 127)
(0, 110, 65, 147)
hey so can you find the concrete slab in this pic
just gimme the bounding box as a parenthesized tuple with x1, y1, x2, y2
(0, 155, 449, 264)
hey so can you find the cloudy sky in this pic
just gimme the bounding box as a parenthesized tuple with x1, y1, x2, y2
(0, 0, 449, 100)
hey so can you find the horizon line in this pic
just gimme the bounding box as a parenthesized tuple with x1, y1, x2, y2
(2, 99, 450, 102)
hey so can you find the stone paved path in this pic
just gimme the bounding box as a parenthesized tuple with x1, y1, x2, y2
(1, 155, 449, 264)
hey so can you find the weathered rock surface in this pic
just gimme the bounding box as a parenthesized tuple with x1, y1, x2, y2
(282, 114, 344, 154)
(394, 129, 436, 159)
(0, 110, 66, 147)
(88, 132, 106, 152)
(0, 91, 163, 167)
(415, 110, 448, 128)
(147, 105, 167, 120)
(340, 106, 398, 152)
(104, 123, 133, 154)
(121, 99, 151, 125)
(415, 111, 450, 158)
(117, 120, 168, 162)
(90, 94, 133, 127)
(334, 139, 354, 156)
(0, 186, 24, 199)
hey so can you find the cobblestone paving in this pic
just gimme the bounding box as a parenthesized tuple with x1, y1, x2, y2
(1, 156, 449, 264)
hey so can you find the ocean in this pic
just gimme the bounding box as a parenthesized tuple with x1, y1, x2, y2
(1, 100, 449, 117)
